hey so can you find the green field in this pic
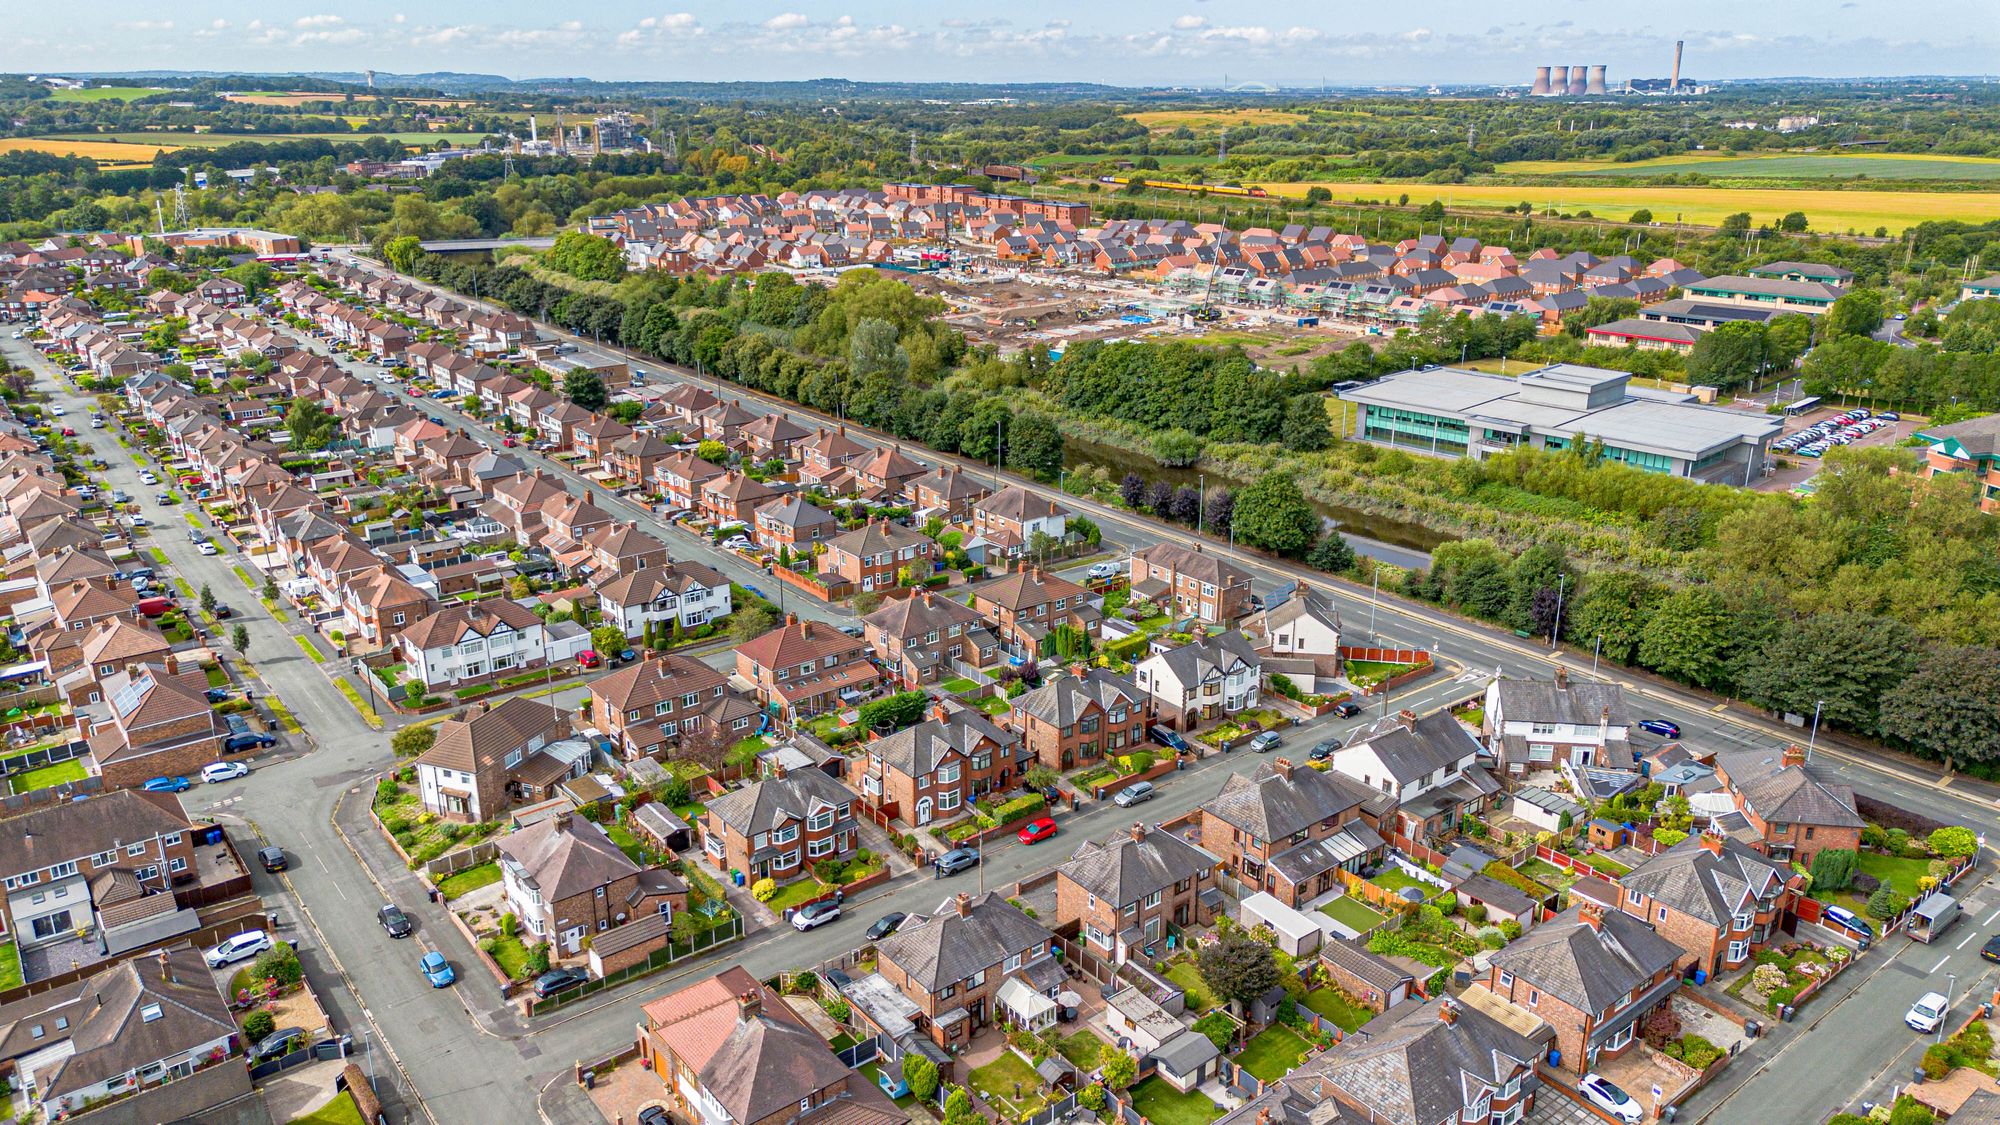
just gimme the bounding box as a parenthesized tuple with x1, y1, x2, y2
(1497, 152, 2000, 181)
(48, 130, 495, 148)
(47, 86, 165, 103)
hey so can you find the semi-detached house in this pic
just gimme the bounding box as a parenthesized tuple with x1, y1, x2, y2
(1482, 902, 1683, 1076)
(875, 891, 1058, 1050)
(1057, 822, 1222, 966)
(0, 790, 195, 949)
(1616, 831, 1796, 978)
(395, 599, 551, 689)
(700, 763, 863, 887)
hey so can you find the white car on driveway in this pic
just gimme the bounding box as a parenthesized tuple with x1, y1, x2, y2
(204, 929, 273, 968)
(1578, 1073, 1642, 1124)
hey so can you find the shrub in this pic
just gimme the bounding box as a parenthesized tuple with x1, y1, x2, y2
(252, 943, 304, 987)
(1192, 1011, 1236, 1050)
(751, 878, 778, 902)
(1922, 1043, 1955, 1080)
(1077, 1085, 1107, 1112)
(1809, 848, 1857, 892)
(1653, 828, 1689, 848)
(1465, 904, 1488, 925)
(1498, 919, 1523, 940)
(1865, 885, 1909, 920)
(902, 1055, 939, 1101)
(1668, 1034, 1724, 1070)
(500, 912, 518, 938)
(823, 997, 851, 1022)
(1850, 871, 1882, 895)
(1929, 826, 1978, 858)
(242, 1010, 277, 1043)
(989, 792, 1047, 824)
(527, 943, 551, 974)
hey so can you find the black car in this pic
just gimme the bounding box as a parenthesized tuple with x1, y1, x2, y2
(1308, 738, 1343, 761)
(213, 603, 234, 619)
(378, 904, 413, 938)
(225, 733, 276, 753)
(638, 1107, 672, 1125)
(1333, 701, 1363, 718)
(257, 846, 287, 873)
(204, 688, 233, 704)
(252, 1028, 307, 1061)
(1148, 725, 1190, 752)
(1982, 934, 2000, 964)
(533, 967, 590, 998)
(865, 912, 908, 941)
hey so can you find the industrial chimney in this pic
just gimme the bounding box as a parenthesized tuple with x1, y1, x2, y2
(1530, 66, 1552, 97)
(1549, 66, 1570, 96)
(1671, 41, 1684, 92)
(1586, 66, 1608, 96)
(1566, 65, 1588, 95)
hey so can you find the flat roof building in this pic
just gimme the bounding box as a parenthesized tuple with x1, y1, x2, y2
(1339, 364, 1780, 484)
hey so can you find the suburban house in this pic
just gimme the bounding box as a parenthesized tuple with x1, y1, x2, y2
(969, 568, 1101, 662)
(1482, 902, 1684, 1076)
(1239, 582, 1343, 694)
(700, 764, 864, 886)
(850, 702, 1021, 827)
(1483, 667, 1633, 773)
(1198, 758, 1389, 907)
(594, 561, 733, 637)
(1712, 746, 1865, 869)
(1056, 822, 1222, 965)
(1128, 543, 1254, 624)
(84, 661, 229, 789)
(1331, 709, 1502, 843)
(819, 519, 937, 594)
(1617, 831, 1797, 978)
(0, 790, 196, 949)
(496, 810, 686, 956)
(394, 600, 552, 689)
(734, 615, 880, 721)
(1134, 631, 1262, 729)
(413, 696, 584, 822)
(638, 966, 906, 1125)
(1006, 668, 1145, 771)
(589, 652, 762, 762)
(875, 891, 1059, 1049)
(906, 466, 989, 522)
(753, 495, 839, 555)
(861, 589, 1001, 689)
(1303, 988, 1553, 1125)
(965, 485, 1069, 562)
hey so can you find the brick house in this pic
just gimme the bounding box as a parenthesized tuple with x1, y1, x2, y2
(653, 450, 726, 512)
(1128, 543, 1253, 624)
(0, 789, 196, 948)
(875, 891, 1058, 1049)
(861, 589, 1001, 689)
(1057, 822, 1221, 965)
(699, 764, 863, 886)
(1713, 745, 1865, 869)
(594, 561, 733, 637)
(798, 425, 871, 483)
(496, 810, 686, 956)
(1330, 709, 1502, 844)
(1197, 758, 1389, 907)
(1482, 902, 1683, 1076)
(413, 696, 583, 822)
(700, 471, 780, 528)
(581, 521, 674, 584)
(739, 412, 812, 463)
(969, 568, 1101, 662)
(906, 466, 989, 522)
(967, 485, 1070, 563)
(734, 615, 880, 721)
(340, 565, 435, 651)
(851, 444, 926, 499)
(85, 661, 230, 790)
(1134, 631, 1262, 729)
(754, 495, 839, 555)
(820, 518, 937, 594)
(1617, 831, 1797, 978)
(589, 652, 762, 761)
(1307, 988, 1552, 1125)
(1007, 668, 1144, 771)
(850, 702, 1020, 827)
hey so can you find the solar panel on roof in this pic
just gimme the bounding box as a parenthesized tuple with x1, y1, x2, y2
(112, 671, 152, 717)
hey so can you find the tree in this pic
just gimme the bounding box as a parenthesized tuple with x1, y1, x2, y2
(229, 624, 250, 654)
(695, 439, 730, 465)
(730, 603, 779, 643)
(1778, 211, 1809, 233)
(1824, 288, 1885, 341)
(563, 370, 607, 411)
(1196, 929, 1281, 1006)
(1232, 472, 1320, 556)
(1006, 410, 1064, 480)
(1307, 532, 1355, 574)
(591, 624, 628, 655)
(1684, 322, 1768, 390)
(902, 1056, 939, 1102)
(1808, 848, 1857, 892)
(1070, 515, 1101, 547)
(1881, 648, 2000, 763)
(1118, 473, 1146, 509)
(1150, 429, 1204, 467)
(384, 235, 424, 272)
(1280, 395, 1333, 452)
(391, 725, 436, 758)
(1564, 571, 1662, 666)
(546, 231, 626, 283)
(1736, 612, 1916, 737)
(1637, 587, 1732, 688)
(1628, 209, 1654, 224)
(1865, 884, 1907, 921)
(285, 396, 338, 450)
(262, 576, 280, 603)
(1099, 1049, 1138, 1090)
(942, 1089, 978, 1125)
(1203, 488, 1233, 536)
(1929, 826, 1979, 858)
(198, 584, 216, 615)
(848, 317, 909, 382)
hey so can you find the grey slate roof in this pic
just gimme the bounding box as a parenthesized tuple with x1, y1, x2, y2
(1490, 905, 1682, 1015)
(1057, 825, 1216, 907)
(1204, 761, 1379, 842)
(876, 892, 1053, 993)
(705, 769, 861, 838)
(1618, 836, 1788, 928)
(1493, 675, 1629, 727)
(868, 707, 1016, 779)
(1348, 710, 1482, 785)
(1013, 669, 1142, 728)
(1312, 994, 1549, 1125)
(1719, 754, 1865, 829)
(1152, 1028, 1221, 1076)
(1148, 630, 1260, 685)
(1319, 937, 1413, 995)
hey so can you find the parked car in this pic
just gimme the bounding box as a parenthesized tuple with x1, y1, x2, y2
(1821, 904, 1875, 949)
(1980, 935, 2000, 965)
(197, 540, 219, 556)
(1018, 816, 1060, 844)
(257, 846, 288, 873)
(251, 1028, 307, 1062)
(378, 904, 414, 938)
(865, 912, 908, 941)
(837, 623, 866, 638)
(213, 603, 234, 619)
(1579, 1074, 1643, 1124)
(1113, 781, 1156, 807)
(792, 899, 842, 931)
(610, 648, 638, 667)
(1247, 731, 1283, 753)
(137, 470, 157, 485)
(577, 649, 602, 669)
(48, 405, 63, 416)
(1148, 725, 1190, 752)
(1332, 701, 1363, 718)
(201, 761, 249, 783)
(1637, 719, 1682, 739)
(155, 493, 172, 505)
(533, 968, 590, 999)
(225, 733, 276, 753)
(935, 848, 980, 876)
(143, 775, 191, 793)
(1308, 738, 1343, 761)
(204, 930, 274, 968)
(420, 950, 457, 987)
(1907, 991, 1951, 1033)
(638, 1108, 671, 1125)
(1086, 561, 1121, 580)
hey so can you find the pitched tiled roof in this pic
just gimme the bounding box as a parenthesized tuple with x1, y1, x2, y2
(1311, 991, 1547, 1125)
(973, 485, 1067, 523)
(706, 769, 859, 838)
(1493, 675, 1629, 727)
(1619, 836, 1788, 928)
(0, 789, 190, 878)
(495, 813, 639, 902)
(862, 589, 985, 640)
(399, 599, 543, 653)
(973, 568, 1089, 613)
(0, 947, 236, 1099)
(1490, 905, 1682, 1014)
(1058, 824, 1215, 906)
(1012, 669, 1140, 728)
(1203, 761, 1377, 841)
(1344, 711, 1481, 786)
(416, 695, 570, 775)
(590, 653, 731, 714)
(734, 617, 867, 671)
(1133, 542, 1250, 586)
(877, 892, 1053, 992)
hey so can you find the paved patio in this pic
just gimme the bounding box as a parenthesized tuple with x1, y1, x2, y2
(583, 1057, 672, 1125)
(20, 935, 103, 983)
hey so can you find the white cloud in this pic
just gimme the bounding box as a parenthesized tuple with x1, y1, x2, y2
(1173, 15, 1207, 30)
(210, 18, 228, 30)
(115, 19, 174, 32)
(293, 14, 345, 29)
(762, 12, 811, 30)
(640, 12, 700, 32)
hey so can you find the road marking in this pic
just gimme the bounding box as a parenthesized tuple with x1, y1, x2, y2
(1959, 931, 1978, 949)
(1986, 908, 2000, 925)
(1933, 954, 1950, 972)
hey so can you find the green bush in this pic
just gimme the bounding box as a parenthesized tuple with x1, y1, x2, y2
(752, 877, 778, 902)
(1498, 919, 1523, 940)
(242, 1010, 276, 1043)
(1922, 1043, 1954, 1080)
(528, 943, 551, 974)
(500, 912, 518, 938)
(1653, 828, 1689, 848)
(988, 792, 1047, 824)
(1929, 826, 1978, 858)
(251, 943, 304, 987)
(1866, 885, 1909, 920)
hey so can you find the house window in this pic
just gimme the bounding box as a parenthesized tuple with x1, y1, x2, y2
(773, 825, 800, 845)
(169, 858, 186, 874)
(807, 810, 834, 831)
(127, 843, 147, 857)
(808, 837, 836, 858)
(1498, 970, 1514, 989)
(393, 612, 406, 625)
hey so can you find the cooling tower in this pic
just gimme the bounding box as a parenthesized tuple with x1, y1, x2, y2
(1586, 66, 1608, 95)
(1531, 66, 1552, 96)
(1550, 66, 1570, 96)
(1671, 41, 1683, 92)
(1566, 65, 1588, 95)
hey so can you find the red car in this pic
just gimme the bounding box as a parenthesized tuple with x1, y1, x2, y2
(60, 427, 74, 436)
(1018, 816, 1059, 844)
(501, 436, 516, 447)
(577, 649, 601, 669)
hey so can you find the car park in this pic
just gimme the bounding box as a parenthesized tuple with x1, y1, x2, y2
(1018, 816, 1059, 844)
(1907, 991, 1951, 1033)
(143, 775, 191, 792)
(1247, 730, 1283, 752)
(378, 904, 414, 938)
(258, 846, 288, 873)
(533, 967, 590, 998)
(420, 950, 457, 987)
(205, 929, 274, 967)
(1637, 719, 1682, 739)
(865, 912, 908, 941)
(935, 847, 980, 876)
(1579, 1074, 1643, 1124)
(1113, 781, 1156, 807)
(201, 761, 249, 783)
(791, 899, 842, 931)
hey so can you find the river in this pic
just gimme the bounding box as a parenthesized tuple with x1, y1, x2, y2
(1060, 436, 1454, 568)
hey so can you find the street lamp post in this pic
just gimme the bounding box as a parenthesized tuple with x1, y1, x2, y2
(1549, 575, 1567, 648)
(1806, 699, 1824, 762)
(1942, 973, 1958, 1043)
(1197, 473, 1204, 535)
(1591, 633, 1603, 679)
(1369, 568, 1380, 638)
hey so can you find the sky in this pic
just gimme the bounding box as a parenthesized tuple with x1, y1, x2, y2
(10, 2, 1997, 87)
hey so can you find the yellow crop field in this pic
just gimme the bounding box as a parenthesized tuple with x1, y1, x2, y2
(1127, 108, 1306, 131)
(0, 137, 182, 165)
(1254, 181, 2000, 234)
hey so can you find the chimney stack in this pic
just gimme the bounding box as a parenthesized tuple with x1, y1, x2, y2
(955, 892, 972, 919)
(1437, 998, 1459, 1025)
(771, 759, 787, 780)
(552, 810, 572, 833)
(1273, 757, 1295, 781)
(737, 989, 762, 1021)
(1553, 665, 1569, 691)
(1530, 66, 1552, 96)
(1398, 709, 1418, 732)
(1671, 41, 1684, 92)
(1781, 745, 1806, 770)
(1130, 822, 1147, 844)
(1698, 830, 1725, 857)
(158, 949, 172, 982)
(784, 612, 799, 627)
(1578, 902, 1604, 932)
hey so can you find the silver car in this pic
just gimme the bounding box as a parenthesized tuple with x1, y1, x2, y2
(1113, 781, 1156, 807)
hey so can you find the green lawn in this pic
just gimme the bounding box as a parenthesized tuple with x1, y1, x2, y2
(606, 822, 645, 862)
(1857, 851, 1935, 899)
(764, 877, 833, 914)
(1129, 1077, 1222, 1125)
(1518, 858, 1574, 886)
(291, 1093, 366, 1125)
(203, 664, 230, 688)
(48, 85, 164, 102)
(1369, 866, 1435, 898)
(1234, 1025, 1311, 1082)
(1575, 854, 1631, 877)
(941, 677, 979, 694)
(975, 696, 1011, 717)
(1302, 989, 1374, 1034)
(434, 861, 500, 901)
(1057, 1029, 1105, 1068)
(1319, 895, 1388, 932)
(970, 1050, 1051, 1118)
(0, 939, 21, 992)
(487, 934, 533, 980)
(1346, 659, 1425, 689)
(1165, 961, 1220, 1013)
(12, 758, 87, 793)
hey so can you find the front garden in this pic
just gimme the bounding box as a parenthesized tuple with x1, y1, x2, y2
(373, 768, 504, 865)
(1725, 944, 1849, 1014)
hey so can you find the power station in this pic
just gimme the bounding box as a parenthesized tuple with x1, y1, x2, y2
(1525, 43, 1700, 95)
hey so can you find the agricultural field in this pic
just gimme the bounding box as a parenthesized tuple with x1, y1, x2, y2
(1496, 152, 2000, 181)
(0, 137, 180, 165)
(1126, 108, 1307, 131)
(224, 92, 478, 109)
(1254, 180, 2000, 234)
(45, 130, 495, 149)
(45, 85, 165, 102)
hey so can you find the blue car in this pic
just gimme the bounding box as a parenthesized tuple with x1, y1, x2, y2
(430, 389, 456, 399)
(1637, 719, 1682, 739)
(420, 950, 456, 987)
(143, 776, 191, 793)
